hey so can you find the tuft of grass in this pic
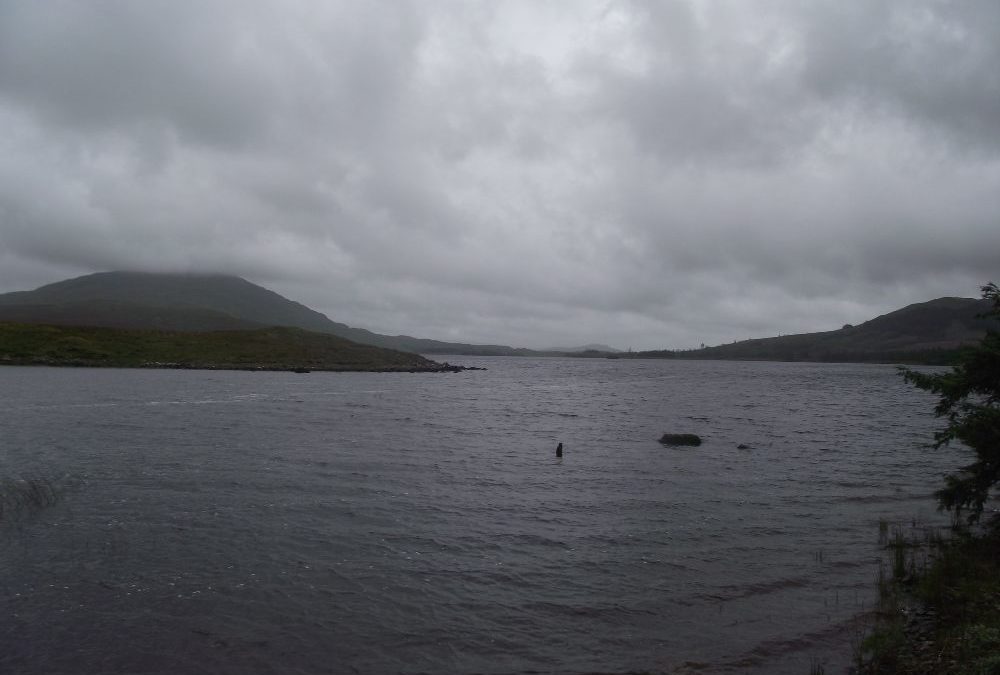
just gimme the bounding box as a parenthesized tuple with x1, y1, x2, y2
(809, 658, 826, 675)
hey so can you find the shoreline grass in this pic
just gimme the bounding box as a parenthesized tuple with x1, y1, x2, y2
(858, 516, 1000, 674)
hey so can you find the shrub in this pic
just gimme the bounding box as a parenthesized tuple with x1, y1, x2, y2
(902, 283, 1000, 524)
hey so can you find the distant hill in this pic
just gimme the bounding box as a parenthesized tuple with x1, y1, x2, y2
(0, 323, 451, 372)
(0, 272, 341, 331)
(636, 297, 993, 364)
(545, 343, 621, 353)
(0, 271, 539, 356)
(3, 272, 989, 364)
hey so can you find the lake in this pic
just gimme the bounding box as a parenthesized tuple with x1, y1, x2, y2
(0, 358, 958, 674)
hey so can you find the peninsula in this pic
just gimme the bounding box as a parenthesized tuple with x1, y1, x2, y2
(0, 322, 467, 373)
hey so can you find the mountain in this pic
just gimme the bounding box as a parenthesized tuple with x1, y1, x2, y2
(637, 297, 993, 364)
(0, 272, 339, 330)
(0, 271, 538, 355)
(3, 272, 989, 364)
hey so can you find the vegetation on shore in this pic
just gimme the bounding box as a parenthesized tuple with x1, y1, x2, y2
(0, 322, 458, 372)
(901, 285, 1000, 526)
(860, 284, 1000, 673)
(861, 520, 1000, 674)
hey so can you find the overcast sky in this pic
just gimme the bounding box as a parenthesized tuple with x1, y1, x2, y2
(1, 1, 997, 350)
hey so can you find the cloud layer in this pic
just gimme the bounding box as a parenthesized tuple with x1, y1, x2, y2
(1, 0, 997, 349)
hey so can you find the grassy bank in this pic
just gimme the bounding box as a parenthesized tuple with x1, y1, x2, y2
(0, 322, 457, 372)
(860, 518, 1000, 674)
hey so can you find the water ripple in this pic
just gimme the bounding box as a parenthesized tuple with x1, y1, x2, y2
(0, 359, 953, 674)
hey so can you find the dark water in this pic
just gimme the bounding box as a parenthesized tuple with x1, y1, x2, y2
(0, 358, 959, 674)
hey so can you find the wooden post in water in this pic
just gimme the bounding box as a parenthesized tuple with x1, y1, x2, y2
(556, 442, 563, 458)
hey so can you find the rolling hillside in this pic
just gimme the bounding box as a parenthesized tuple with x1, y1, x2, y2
(639, 297, 993, 364)
(0, 301, 264, 332)
(0, 271, 536, 355)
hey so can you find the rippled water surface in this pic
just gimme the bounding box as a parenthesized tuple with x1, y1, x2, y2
(0, 358, 959, 674)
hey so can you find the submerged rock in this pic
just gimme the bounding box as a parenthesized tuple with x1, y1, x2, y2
(658, 433, 702, 447)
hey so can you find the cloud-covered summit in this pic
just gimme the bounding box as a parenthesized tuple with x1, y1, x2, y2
(1, 1, 997, 349)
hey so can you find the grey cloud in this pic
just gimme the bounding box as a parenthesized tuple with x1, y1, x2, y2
(583, 1, 1000, 167)
(0, 1, 430, 151)
(0, 2, 273, 147)
(0, 1, 996, 350)
(797, 1, 1000, 151)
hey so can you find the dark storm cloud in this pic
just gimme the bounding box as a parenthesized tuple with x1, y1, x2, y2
(0, 0, 996, 349)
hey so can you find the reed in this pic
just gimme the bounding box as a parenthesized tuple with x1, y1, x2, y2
(858, 517, 1000, 673)
(890, 527, 908, 581)
(808, 658, 826, 675)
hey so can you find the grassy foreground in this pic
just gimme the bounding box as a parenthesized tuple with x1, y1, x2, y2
(0, 322, 456, 372)
(860, 519, 1000, 674)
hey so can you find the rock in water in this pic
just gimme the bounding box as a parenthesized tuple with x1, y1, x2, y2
(658, 433, 702, 447)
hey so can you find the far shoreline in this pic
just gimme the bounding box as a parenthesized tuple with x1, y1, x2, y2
(0, 359, 483, 374)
